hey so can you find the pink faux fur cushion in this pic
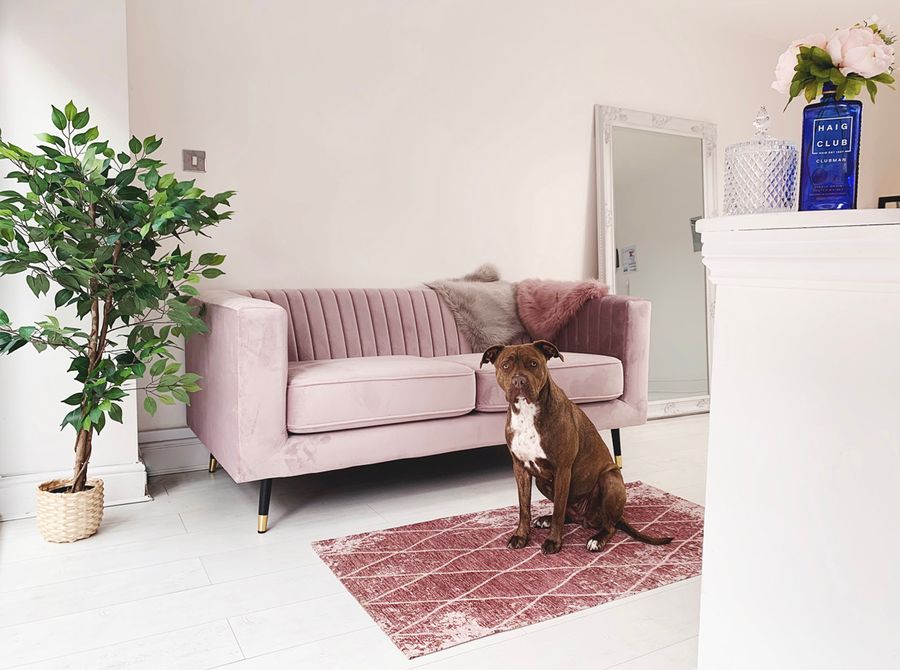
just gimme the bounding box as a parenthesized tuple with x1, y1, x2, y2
(516, 279, 609, 341)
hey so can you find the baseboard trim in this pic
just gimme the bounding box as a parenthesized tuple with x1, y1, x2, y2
(139, 428, 209, 476)
(0, 462, 149, 521)
(648, 396, 710, 419)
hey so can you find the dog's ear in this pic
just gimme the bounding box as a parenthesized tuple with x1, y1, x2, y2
(533, 340, 564, 362)
(480, 345, 505, 368)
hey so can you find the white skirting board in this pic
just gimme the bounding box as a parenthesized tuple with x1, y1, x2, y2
(0, 462, 149, 521)
(648, 396, 710, 419)
(139, 427, 209, 475)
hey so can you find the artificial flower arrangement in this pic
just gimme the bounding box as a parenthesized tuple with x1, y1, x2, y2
(773, 15, 895, 106)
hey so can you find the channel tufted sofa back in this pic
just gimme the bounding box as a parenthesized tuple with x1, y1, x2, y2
(239, 288, 474, 361)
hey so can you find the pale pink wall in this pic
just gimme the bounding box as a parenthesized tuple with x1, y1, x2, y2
(124, 1, 900, 432)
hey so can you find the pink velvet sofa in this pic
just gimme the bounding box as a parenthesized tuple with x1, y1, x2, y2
(186, 288, 650, 532)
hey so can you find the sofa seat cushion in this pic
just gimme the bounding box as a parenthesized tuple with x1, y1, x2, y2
(286, 356, 475, 433)
(440, 352, 623, 412)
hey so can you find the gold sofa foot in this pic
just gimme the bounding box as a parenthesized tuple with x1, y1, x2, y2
(208, 455, 218, 473)
(615, 455, 623, 469)
(257, 514, 269, 533)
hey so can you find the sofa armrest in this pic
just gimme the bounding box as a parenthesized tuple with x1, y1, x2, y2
(555, 294, 651, 420)
(185, 290, 288, 481)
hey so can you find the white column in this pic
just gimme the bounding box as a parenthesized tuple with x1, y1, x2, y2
(0, 0, 147, 519)
(696, 209, 900, 669)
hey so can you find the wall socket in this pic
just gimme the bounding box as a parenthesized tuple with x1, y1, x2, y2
(182, 149, 206, 172)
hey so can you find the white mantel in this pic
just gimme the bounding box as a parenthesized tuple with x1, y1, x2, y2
(696, 209, 900, 669)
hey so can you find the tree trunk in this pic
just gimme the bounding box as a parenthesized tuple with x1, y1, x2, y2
(71, 428, 92, 492)
(71, 289, 102, 494)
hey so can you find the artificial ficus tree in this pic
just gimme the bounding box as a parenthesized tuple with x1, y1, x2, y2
(0, 102, 234, 492)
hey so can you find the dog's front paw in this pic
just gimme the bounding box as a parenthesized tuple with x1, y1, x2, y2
(533, 515, 552, 529)
(506, 534, 529, 549)
(541, 538, 561, 555)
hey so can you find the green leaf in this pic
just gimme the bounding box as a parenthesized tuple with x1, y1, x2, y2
(149, 359, 167, 376)
(51, 106, 66, 130)
(31, 339, 47, 353)
(143, 396, 157, 416)
(0, 308, 8, 325)
(809, 47, 833, 67)
(872, 72, 895, 85)
(129, 136, 142, 154)
(62, 392, 83, 406)
(199, 253, 226, 266)
(144, 136, 163, 154)
(115, 168, 137, 187)
(71, 108, 90, 129)
(157, 173, 175, 190)
(866, 79, 878, 103)
(158, 394, 176, 405)
(0, 260, 28, 274)
(201, 268, 224, 279)
(809, 63, 831, 79)
(72, 127, 100, 146)
(54, 289, 74, 308)
(64, 101, 77, 121)
(829, 69, 846, 86)
(108, 402, 123, 423)
(789, 75, 809, 99)
(60, 407, 83, 430)
(172, 387, 189, 404)
(804, 80, 819, 103)
(26, 274, 43, 297)
(144, 170, 159, 190)
(36, 133, 65, 147)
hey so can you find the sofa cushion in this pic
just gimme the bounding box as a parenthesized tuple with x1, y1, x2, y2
(286, 355, 475, 433)
(440, 352, 623, 412)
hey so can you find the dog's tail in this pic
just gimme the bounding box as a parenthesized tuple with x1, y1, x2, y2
(616, 519, 673, 545)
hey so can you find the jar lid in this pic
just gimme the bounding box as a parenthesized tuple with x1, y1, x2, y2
(726, 107, 797, 155)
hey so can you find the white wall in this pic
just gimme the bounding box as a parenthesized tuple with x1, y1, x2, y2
(0, 0, 145, 516)
(123, 1, 900, 435)
(613, 128, 708, 398)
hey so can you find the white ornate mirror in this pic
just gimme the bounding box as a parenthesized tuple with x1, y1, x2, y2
(594, 107, 717, 418)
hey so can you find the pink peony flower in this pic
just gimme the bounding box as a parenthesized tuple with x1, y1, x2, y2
(772, 34, 828, 94)
(826, 27, 895, 78)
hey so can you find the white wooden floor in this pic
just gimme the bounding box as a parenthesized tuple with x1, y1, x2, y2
(0, 414, 708, 669)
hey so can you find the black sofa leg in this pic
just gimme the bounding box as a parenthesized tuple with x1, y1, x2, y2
(611, 428, 622, 469)
(258, 478, 273, 533)
(208, 454, 218, 473)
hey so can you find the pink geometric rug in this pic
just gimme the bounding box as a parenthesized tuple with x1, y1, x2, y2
(312, 482, 703, 658)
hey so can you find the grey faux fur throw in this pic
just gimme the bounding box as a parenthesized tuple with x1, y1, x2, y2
(426, 264, 529, 351)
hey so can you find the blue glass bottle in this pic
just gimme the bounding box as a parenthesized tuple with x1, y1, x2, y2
(799, 82, 862, 210)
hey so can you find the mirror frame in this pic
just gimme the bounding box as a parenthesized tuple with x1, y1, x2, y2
(594, 106, 718, 418)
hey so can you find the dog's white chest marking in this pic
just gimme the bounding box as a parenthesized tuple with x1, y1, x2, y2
(509, 398, 546, 469)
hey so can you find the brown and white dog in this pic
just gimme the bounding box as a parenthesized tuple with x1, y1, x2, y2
(481, 340, 672, 555)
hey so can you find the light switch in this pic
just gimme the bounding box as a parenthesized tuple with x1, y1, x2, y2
(182, 149, 206, 172)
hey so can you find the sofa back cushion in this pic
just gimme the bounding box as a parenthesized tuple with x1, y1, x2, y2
(242, 288, 474, 361)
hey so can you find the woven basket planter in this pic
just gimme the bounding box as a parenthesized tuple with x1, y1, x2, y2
(36, 478, 104, 543)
